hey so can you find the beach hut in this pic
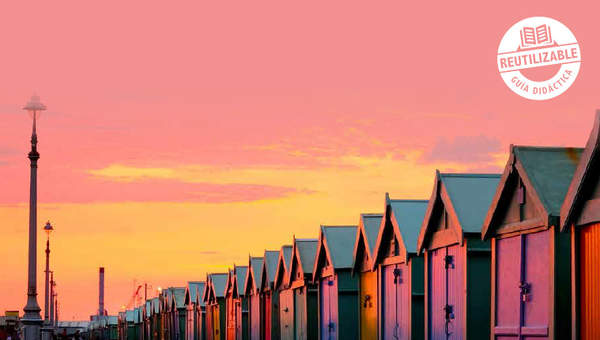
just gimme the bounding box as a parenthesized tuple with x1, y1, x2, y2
(170, 288, 187, 340)
(204, 273, 228, 340)
(259, 250, 284, 340)
(244, 256, 264, 340)
(561, 112, 600, 340)
(185, 282, 206, 340)
(225, 266, 249, 340)
(419, 172, 500, 340)
(135, 306, 144, 340)
(312, 225, 360, 340)
(482, 146, 581, 340)
(287, 238, 319, 340)
(126, 310, 138, 340)
(372, 197, 429, 340)
(273, 245, 294, 340)
(351, 213, 383, 340)
(152, 297, 162, 340)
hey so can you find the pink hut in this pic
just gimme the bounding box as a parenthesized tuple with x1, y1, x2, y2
(482, 146, 581, 340)
(184, 282, 205, 340)
(419, 172, 500, 340)
(351, 213, 383, 340)
(372, 197, 428, 340)
(561, 112, 600, 340)
(225, 266, 248, 340)
(204, 273, 228, 340)
(258, 250, 282, 340)
(273, 245, 294, 340)
(312, 225, 359, 340)
(244, 256, 264, 340)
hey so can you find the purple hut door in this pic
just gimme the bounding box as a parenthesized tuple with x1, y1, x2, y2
(320, 279, 330, 340)
(446, 244, 465, 340)
(522, 231, 549, 339)
(329, 277, 338, 340)
(382, 265, 397, 340)
(494, 235, 522, 339)
(429, 249, 446, 340)
(396, 263, 411, 340)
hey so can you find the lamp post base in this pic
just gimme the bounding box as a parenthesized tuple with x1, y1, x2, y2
(41, 326, 54, 340)
(22, 319, 43, 340)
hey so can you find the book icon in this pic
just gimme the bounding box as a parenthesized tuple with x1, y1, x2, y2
(520, 24, 553, 48)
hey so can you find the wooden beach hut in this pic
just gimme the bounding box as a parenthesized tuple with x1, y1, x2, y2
(258, 250, 283, 340)
(351, 213, 383, 340)
(244, 257, 264, 340)
(418, 172, 500, 340)
(152, 297, 162, 340)
(204, 273, 228, 340)
(287, 238, 319, 340)
(312, 225, 360, 340)
(372, 197, 429, 340)
(185, 282, 206, 340)
(482, 146, 582, 340)
(273, 245, 293, 340)
(225, 266, 249, 340)
(561, 112, 600, 340)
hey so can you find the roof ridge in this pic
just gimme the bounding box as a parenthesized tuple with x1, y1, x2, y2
(296, 238, 318, 241)
(514, 145, 583, 151)
(389, 199, 428, 203)
(439, 173, 501, 178)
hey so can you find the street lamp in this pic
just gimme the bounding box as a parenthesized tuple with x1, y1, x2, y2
(43, 221, 54, 324)
(22, 94, 46, 340)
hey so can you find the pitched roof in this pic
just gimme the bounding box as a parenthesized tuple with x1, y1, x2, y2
(515, 146, 582, 216)
(295, 238, 318, 274)
(482, 146, 583, 238)
(172, 287, 186, 308)
(351, 213, 383, 272)
(209, 273, 228, 298)
(263, 250, 280, 284)
(561, 112, 600, 229)
(322, 225, 358, 268)
(234, 266, 248, 295)
(389, 198, 429, 254)
(246, 257, 264, 293)
(187, 281, 205, 306)
(273, 245, 293, 288)
(152, 297, 160, 314)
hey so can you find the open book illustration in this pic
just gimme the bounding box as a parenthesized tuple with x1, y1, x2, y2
(520, 24, 553, 48)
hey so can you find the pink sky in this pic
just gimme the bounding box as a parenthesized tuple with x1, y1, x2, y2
(1, 1, 599, 320)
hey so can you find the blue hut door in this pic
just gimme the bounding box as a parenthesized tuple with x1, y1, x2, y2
(494, 231, 549, 339)
(320, 276, 338, 340)
(294, 288, 307, 340)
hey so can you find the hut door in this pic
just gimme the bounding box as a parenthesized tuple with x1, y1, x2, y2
(579, 223, 600, 340)
(251, 294, 260, 340)
(279, 290, 294, 340)
(494, 231, 549, 339)
(235, 300, 242, 340)
(294, 288, 307, 340)
(360, 271, 377, 340)
(383, 264, 405, 340)
(429, 245, 463, 340)
(320, 279, 330, 340)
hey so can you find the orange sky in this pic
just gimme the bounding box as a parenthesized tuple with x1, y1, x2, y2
(1, 1, 599, 320)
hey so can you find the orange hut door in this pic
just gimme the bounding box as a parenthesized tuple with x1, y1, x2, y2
(359, 271, 377, 340)
(579, 223, 600, 340)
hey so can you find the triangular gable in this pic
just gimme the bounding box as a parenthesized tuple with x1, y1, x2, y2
(225, 269, 235, 298)
(186, 281, 205, 307)
(561, 111, 600, 230)
(172, 287, 186, 309)
(482, 146, 582, 239)
(313, 226, 358, 279)
(273, 245, 293, 290)
(419, 172, 500, 251)
(209, 273, 228, 299)
(259, 250, 280, 292)
(235, 266, 248, 297)
(287, 238, 318, 284)
(351, 214, 383, 274)
(373, 196, 428, 264)
(244, 256, 264, 295)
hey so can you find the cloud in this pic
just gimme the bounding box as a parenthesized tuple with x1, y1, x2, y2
(420, 135, 502, 164)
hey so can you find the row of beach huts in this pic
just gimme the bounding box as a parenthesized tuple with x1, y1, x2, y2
(101, 112, 600, 340)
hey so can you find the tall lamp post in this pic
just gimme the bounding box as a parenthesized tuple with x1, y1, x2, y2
(49, 272, 55, 326)
(22, 94, 46, 340)
(43, 221, 54, 324)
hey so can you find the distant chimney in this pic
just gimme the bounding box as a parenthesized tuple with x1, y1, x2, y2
(98, 267, 105, 316)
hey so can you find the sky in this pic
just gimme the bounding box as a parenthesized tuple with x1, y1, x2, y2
(0, 1, 598, 320)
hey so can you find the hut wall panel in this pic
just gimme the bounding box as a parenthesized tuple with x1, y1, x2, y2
(429, 248, 446, 340)
(294, 288, 307, 340)
(447, 244, 465, 340)
(279, 290, 294, 340)
(382, 265, 396, 339)
(319, 279, 331, 340)
(359, 271, 377, 340)
(330, 277, 339, 340)
(249, 294, 260, 340)
(579, 222, 600, 340)
(523, 230, 550, 338)
(494, 236, 521, 338)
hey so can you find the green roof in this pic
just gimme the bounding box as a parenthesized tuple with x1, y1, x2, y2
(263, 250, 280, 284)
(152, 298, 160, 314)
(125, 310, 135, 323)
(361, 214, 382, 255)
(296, 239, 318, 274)
(389, 199, 429, 253)
(187, 281, 205, 306)
(515, 146, 583, 216)
(441, 173, 501, 233)
(235, 266, 248, 295)
(172, 287, 186, 308)
(321, 226, 358, 269)
(249, 257, 264, 290)
(210, 273, 228, 298)
(283, 246, 293, 270)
